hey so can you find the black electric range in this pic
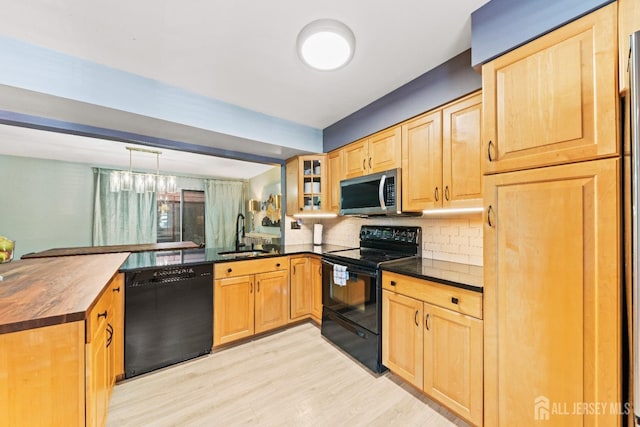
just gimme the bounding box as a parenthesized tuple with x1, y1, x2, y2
(320, 225, 421, 373)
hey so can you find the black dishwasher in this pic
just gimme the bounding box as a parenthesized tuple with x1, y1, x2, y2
(124, 263, 213, 378)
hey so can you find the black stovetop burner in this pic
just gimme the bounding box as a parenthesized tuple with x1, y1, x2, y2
(323, 225, 422, 269)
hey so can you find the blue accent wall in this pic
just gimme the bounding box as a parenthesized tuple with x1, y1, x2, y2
(471, 0, 615, 67)
(323, 49, 481, 152)
(0, 35, 322, 153)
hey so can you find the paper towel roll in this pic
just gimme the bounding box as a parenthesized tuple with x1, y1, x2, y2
(313, 224, 323, 246)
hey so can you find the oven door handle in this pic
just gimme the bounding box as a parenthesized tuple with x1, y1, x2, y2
(378, 174, 387, 211)
(325, 311, 367, 339)
(321, 259, 376, 278)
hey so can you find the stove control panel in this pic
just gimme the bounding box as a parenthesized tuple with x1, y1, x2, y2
(360, 225, 421, 245)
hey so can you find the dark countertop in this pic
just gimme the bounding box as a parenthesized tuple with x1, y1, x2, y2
(381, 257, 483, 292)
(119, 243, 356, 271)
(21, 241, 201, 259)
(0, 253, 130, 334)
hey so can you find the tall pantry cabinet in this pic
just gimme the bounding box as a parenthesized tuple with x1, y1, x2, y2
(482, 3, 621, 426)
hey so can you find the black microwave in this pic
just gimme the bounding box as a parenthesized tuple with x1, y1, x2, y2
(340, 168, 416, 216)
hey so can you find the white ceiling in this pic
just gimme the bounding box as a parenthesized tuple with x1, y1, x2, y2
(0, 0, 489, 177)
(0, 124, 276, 179)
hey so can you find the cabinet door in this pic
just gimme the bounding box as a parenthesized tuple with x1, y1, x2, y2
(327, 149, 344, 213)
(442, 92, 483, 208)
(423, 303, 483, 426)
(87, 320, 109, 427)
(382, 290, 424, 389)
(289, 257, 311, 320)
(401, 110, 442, 211)
(109, 273, 124, 381)
(255, 270, 289, 334)
(309, 257, 323, 321)
(619, 0, 640, 92)
(368, 126, 402, 174)
(285, 157, 300, 215)
(483, 4, 618, 174)
(344, 138, 368, 179)
(214, 275, 255, 346)
(484, 158, 620, 426)
(0, 322, 84, 427)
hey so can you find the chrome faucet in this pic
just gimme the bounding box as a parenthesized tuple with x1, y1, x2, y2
(235, 213, 245, 251)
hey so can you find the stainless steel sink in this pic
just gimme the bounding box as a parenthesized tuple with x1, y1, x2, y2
(217, 249, 270, 259)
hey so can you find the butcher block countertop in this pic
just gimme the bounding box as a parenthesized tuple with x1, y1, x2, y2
(21, 241, 200, 259)
(0, 253, 130, 334)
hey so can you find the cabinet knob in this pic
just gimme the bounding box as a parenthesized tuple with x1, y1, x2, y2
(362, 159, 366, 170)
(112, 286, 120, 293)
(227, 268, 233, 273)
(451, 297, 459, 305)
(414, 310, 419, 326)
(425, 313, 430, 330)
(434, 187, 439, 202)
(276, 263, 281, 267)
(444, 186, 450, 201)
(368, 157, 372, 169)
(390, 280, 396, 286)
(97, 310, 107, 320)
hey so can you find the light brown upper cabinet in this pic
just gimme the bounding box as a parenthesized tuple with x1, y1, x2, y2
(482, 3, 618, 174)
(343, 126, 402, 179)
(285, 154, 328, 215)
(402, 92, 482, 211)
(619, 0, 640, 93)
(327, 149, 344, 213)
(402, 110, 442, 211)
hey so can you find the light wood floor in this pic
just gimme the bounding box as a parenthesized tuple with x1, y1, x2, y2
(107, 323, 470, 427)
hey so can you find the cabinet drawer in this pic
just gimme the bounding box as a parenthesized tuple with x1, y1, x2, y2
(86, 285, 112, 343)
(215, 256, 288, 279)
(382, 271, 482, 319)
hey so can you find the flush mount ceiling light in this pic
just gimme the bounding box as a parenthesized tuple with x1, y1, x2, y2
(297, 19, 355, 71)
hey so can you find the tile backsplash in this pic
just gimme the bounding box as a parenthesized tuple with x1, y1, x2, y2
(284, 215, 483, 266)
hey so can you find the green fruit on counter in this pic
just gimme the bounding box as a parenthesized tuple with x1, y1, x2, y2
(0, 236, 14, 251)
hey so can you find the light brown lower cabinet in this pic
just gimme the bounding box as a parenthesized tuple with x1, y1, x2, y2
(0, 272, 124, 427)
(214, 257, 289, 346)
(309, 257, 323, 322)
(86, 273, 123, 427)
(290, 256, 311, 320)
(289, 255, 323, 323)
(0, 321, 85, 427)
(382, 272, 483, 427)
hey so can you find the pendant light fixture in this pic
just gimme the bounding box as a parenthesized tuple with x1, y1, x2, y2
(109, 147, 177, 194)
(297, 19, 355, 71)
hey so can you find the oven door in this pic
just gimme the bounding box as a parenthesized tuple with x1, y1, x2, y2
(321, 259, 379, 333)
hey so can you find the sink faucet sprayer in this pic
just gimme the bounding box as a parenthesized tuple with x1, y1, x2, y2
(235, 213, 245, 251)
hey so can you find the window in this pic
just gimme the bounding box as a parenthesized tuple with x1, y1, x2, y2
(157, 190, 205, 245)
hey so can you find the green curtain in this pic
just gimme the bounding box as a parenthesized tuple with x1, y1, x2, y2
(93, 168, 157, 245)
(204, 180, 245, 249)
